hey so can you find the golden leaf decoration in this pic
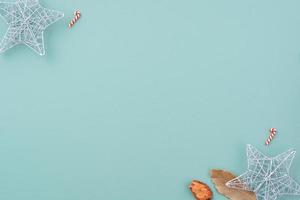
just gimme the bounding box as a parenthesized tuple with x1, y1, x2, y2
(210, 169, 256, 200)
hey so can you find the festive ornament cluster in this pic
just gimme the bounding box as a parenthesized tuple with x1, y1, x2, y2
(190, 144, 300, 200)
(0, 0, 82, 56)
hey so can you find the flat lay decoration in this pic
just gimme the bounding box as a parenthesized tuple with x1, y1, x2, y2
(226, 145, 300, 200)
(189, 180, 213, 200)
(210, 169, 256, 200)
(0, 0, 64, 55)
(68, 10, 81, 28)
(265, 128, 277, 146)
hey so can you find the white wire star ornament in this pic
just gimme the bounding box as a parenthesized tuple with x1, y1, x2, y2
(0, 0, 64, 55)
(226, 145, 300, 200)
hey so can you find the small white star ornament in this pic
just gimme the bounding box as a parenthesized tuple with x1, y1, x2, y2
(0, 0, 63, 55)
(226, 145, 300, 200)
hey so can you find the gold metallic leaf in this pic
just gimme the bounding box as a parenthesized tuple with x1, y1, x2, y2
(210, 169, 256, 200)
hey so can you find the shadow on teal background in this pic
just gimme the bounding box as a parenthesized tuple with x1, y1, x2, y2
(0, 0, 300, 199)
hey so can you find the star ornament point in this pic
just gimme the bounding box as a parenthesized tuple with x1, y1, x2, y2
(226, 145, 300, 200)
(0, 0, 64, 55)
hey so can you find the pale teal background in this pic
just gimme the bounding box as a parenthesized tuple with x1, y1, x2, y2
(0, 0, 300, 200)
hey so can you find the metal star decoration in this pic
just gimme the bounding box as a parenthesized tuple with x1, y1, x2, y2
(0, 0, 63, 55)
(226, 145, 300, 200)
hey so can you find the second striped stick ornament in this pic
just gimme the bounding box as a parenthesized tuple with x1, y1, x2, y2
(69, 10, 81, 28)
(265, 128, 277, 146)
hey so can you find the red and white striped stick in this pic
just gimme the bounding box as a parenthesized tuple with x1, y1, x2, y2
(265, 128, 277, 146)
(69, 10, 81, 28)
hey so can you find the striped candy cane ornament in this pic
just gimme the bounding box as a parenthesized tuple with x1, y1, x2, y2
(69, 10, 81, 28)
(265, 128, 277, 146)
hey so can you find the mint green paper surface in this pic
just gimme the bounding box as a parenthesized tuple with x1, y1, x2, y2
(0, 0, 300, 199)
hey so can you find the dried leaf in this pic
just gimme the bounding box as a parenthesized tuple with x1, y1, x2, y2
(189, 180, 213, 200)
(210, 169, 256, 200)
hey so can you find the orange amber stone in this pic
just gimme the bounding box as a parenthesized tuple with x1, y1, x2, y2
(189, 180, 213, 200)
